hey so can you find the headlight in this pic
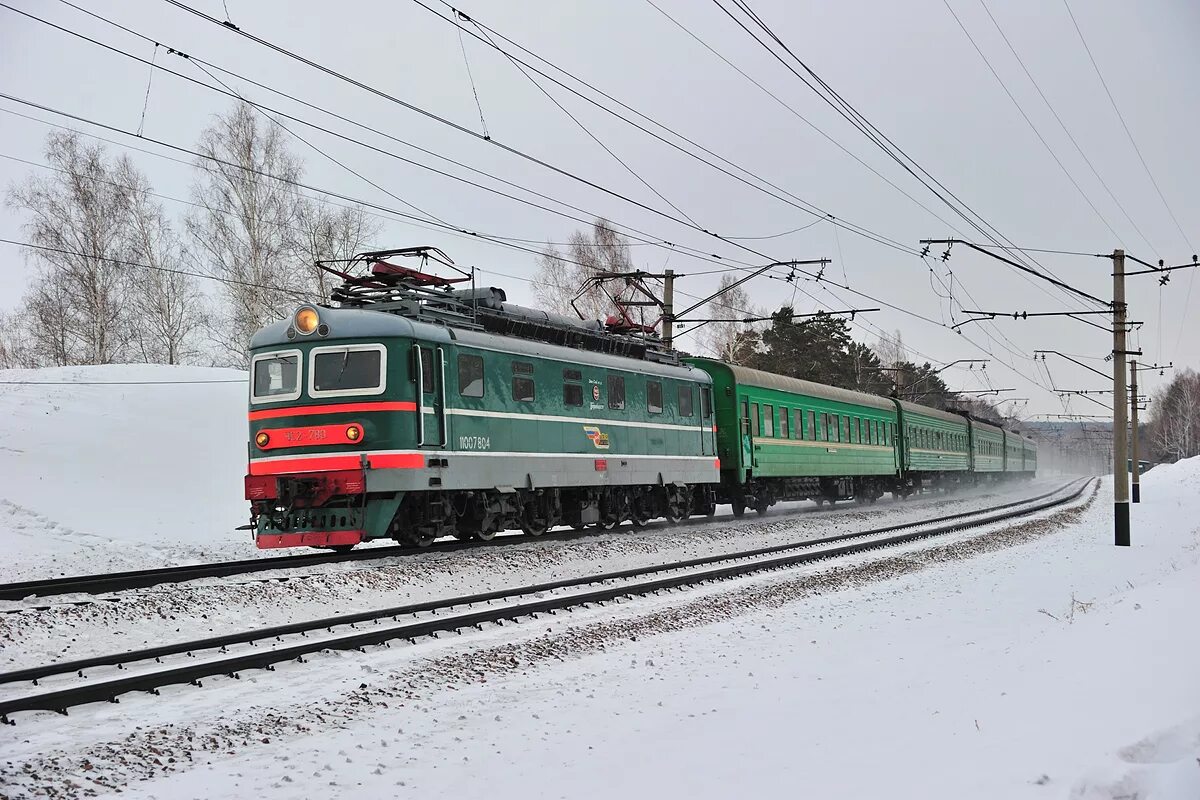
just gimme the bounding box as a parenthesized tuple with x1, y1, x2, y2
(294, 306, 319, 335)
(346, 424, 362, 442)
(255, 431, 270, 449)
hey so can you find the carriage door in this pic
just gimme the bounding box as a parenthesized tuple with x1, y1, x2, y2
(413, 345, 447, 448)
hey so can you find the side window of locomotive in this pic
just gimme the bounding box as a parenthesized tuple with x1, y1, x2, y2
(563, 368, 583, 407)
(252, 351, 301, 402)
(647, 381, 663, 414)
(512, 361, 535, 403)
(458, 354, 484, 398)
(311, 346, 385, 397)
(700, 386, 713, 419)
(678, 385, 694, 417)
(607, 375, 626, 410)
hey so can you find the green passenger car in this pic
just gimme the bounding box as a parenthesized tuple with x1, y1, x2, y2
(969, 419, 1005, 473)
(686, 359, 900, 513)
(895, 400, 971, 481)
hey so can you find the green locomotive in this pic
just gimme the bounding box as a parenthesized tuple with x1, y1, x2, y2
(243, 249, 1035, 550)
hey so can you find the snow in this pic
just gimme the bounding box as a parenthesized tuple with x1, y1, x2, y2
(0, 365, 251, 576)
(1, 364, 1197, 799)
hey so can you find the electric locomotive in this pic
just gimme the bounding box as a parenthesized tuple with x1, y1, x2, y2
(245, 248, 719, 550)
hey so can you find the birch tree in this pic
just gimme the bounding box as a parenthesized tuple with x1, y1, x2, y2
(700, 273, 756, 363)
(296, 200, 381, 303)
(6, 131, 135, 365)
(187, 102, 307, 364)
(533, 218, 635, 321)
(119, 161, 203, 365)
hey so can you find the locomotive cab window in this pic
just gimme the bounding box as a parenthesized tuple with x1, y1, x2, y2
(647, 381, 663, 414)
(458, 354, 484, 398)
(309, 344, 386, 398)
(251, 349, 301, 403)
(608, 375, 626, 410)
(700, 386, 713, 419)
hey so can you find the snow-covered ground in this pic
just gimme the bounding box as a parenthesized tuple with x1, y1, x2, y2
(2, 365, 1196, 799)
(0, 365, 251, 577)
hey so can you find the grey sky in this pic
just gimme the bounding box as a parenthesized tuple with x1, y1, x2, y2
(1, 0, 1196, 417)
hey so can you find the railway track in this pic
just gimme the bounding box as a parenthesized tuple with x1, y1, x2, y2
(0, 478, 1091, 721)
(0, 481, 1062, 605)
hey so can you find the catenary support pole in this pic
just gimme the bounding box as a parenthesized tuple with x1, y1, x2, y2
(1112, 250, 1130, 545)
(1130, 359, 1140, 503)
(662, 269, 675, 349)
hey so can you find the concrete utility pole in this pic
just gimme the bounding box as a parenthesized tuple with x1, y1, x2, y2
(1130, 359, 1140, 503)
(1112, 250, 1130, 546)
(662, 269, 675, 349)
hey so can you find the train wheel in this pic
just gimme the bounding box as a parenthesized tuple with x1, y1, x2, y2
(409, 531, 437, 548)
(755, 500, 770, 516)
(475, 522, 498, 542)
(521, 513, 549, 537)
(731, 502, 746, 518)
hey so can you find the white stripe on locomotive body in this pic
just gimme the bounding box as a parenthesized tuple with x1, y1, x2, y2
(429, 406, 709, 433)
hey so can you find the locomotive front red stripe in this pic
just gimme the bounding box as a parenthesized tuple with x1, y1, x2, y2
(248, 401, 417, 421)
(248, 451, 426, 475)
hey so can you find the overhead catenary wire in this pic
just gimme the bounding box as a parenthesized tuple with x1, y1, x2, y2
(712, 0, 1105, 315)
(4, 7, 1065, 407)
(941, 0, 1126, 246)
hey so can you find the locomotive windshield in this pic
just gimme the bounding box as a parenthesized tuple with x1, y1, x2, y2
(251, 352, 300, 401)
(311, 345, 385, 395)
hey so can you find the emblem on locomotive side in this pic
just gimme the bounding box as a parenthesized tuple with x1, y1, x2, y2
(582, 425, 610, 449)
(591, 384, 601, 401)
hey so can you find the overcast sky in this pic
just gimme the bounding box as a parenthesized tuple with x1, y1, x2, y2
(1, 0, 1196, 417)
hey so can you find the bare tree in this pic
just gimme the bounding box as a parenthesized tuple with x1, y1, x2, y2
(1148, 368, 1200, 462)
(0, 311, 39, 368)
(872, 329, 907, 369)
(700, 273, 757, 363)
(533, 219, 635, 320)
(6, 131, 135, 365)
(296, 199, 382, 303)
(119, 161, 203, 365)
(187, 102, 308, 364)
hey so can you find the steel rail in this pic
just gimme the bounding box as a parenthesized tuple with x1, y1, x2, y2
(0, 481, 1054, 603)
(0, 479, 1090, 720)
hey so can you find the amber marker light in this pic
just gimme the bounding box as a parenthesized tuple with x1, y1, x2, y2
(346, 424, 362, 442)
(294, 306, 319, 335)
(255, 431, 270, 449)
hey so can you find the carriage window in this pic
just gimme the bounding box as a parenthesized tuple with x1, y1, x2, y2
(780, 407, 789, 439)
(819, 412, 828, 441)
(751, 403, 761, 436)
(458, 354, 484, 398)
(608, 375, 626, 410)
(678, 385, 694, 417)
(763, 405, 774, 437)
(512, 376, 535, 403)
(647, 381, 663, 414)
(831, 414, 841, 442)
(311, 345, 386, 397)
(808, 411, 816, 441)
(700, 387, 713, 419)
(512, 361, 534, 375)
(252, 351, 300, 402)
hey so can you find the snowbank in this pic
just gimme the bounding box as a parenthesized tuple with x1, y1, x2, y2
(0, 365, 251, 577)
